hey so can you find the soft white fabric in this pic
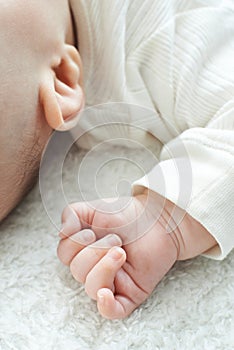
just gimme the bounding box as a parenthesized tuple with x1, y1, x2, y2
(1, 145, 234, 349)
(70, 0, 234, 260)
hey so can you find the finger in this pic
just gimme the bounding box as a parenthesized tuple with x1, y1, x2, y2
(85, 246, 126, 300)
(57, 229, 96, 266)
(70, 234, 122, 284)
(60, 202, 97, 239)
(60, 197, 129, 240)
(59, 205, 82, 239)
(97, 288, 137, 320)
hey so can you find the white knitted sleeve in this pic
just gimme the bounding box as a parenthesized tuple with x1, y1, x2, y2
(133, 4, 234, 260)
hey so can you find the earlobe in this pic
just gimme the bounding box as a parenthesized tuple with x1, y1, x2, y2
(39, 45, 84, 131)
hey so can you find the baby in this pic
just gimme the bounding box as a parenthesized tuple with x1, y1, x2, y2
(0, 0, 234, 319)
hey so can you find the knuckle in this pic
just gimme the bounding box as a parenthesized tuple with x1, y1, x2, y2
(93, 215, 117, 233)
(62, 203, 80, 221)
(96, 215, 111, 229)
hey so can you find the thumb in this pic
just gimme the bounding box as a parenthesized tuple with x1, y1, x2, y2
(60, 202, 96, 239)
(60, 197, 128, 240)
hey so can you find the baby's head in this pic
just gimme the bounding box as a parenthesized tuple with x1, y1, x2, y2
(0, 0, 84, 221)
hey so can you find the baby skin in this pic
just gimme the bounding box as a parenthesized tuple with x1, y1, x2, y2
(58, 189, 217, 319)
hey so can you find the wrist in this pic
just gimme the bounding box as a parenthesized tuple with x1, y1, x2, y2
(136, 188, 217, 261)
(134, 189, 180, 261)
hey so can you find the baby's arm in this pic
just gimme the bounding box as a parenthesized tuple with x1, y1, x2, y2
(58, 191, 216, 319)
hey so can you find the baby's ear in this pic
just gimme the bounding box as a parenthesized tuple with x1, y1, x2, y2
(39, 44, 85, 131)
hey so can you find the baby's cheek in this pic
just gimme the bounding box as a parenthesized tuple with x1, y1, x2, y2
(0, 164, 30, 221)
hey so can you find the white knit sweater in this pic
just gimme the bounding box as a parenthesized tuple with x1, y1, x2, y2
(70, 0, 234, 260)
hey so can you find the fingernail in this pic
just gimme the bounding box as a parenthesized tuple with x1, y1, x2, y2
(70, 229, 95, 245)
(97, 291, 105, 305)
(107, 234, 122, 246)
(108, 246, 124, 260)
(59, 224, 65, 237)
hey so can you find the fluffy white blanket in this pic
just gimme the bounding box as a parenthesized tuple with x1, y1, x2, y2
(0, 143, 233, 350)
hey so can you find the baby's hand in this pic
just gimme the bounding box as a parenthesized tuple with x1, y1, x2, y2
(57, 191, 217, 319)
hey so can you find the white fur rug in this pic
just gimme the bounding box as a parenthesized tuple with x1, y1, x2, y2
(0, 141, 234, 350)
